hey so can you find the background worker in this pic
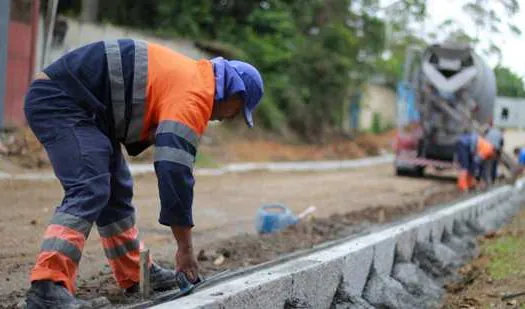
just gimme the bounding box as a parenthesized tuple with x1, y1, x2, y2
(514, 146, 525, 166)
(455, 130, 501, 192)
(23, 39, 263, 308)
(480, 126, 504, 185)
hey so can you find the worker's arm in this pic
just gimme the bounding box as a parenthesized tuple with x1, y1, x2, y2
(153, 119, 201, 281)
(154, 149, 195, 228)
(151, 61, 214, 278)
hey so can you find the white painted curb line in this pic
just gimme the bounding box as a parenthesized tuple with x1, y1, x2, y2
(152, 183, 525, 309)
(0, 155, 393, 181)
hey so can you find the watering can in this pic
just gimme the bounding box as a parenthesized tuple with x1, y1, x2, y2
(255, 204, 317, 234)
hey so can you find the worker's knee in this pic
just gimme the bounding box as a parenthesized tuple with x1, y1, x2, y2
(86, 174, 112, 205)
(61, 173, 112, 222)
(42, 123, 114, 222)
(43, 127, 112, 186)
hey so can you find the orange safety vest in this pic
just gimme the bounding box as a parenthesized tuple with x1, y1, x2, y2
(103, 40, 215, 157)
(475, 136, 495, 160)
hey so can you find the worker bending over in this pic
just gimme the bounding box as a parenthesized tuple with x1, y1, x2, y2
(479, 127, 504, 185)
(455, 131, 501, 192)
(23, 39, 264, 308)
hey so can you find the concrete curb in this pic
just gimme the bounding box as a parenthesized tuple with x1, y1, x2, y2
(152, 182, 525, 309)
(0, 155, 393, 181)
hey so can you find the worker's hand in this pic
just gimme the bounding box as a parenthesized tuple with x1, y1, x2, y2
(171, 225, 199, 282)
(175, 248, 199, 283)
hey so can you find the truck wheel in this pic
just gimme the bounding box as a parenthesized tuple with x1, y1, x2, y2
(414, 166, 425, 177)
(395, 165, 425, 177)
(395, 167, 411, 176)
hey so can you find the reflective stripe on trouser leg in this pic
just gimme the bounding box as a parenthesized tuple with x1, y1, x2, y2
(97, 215, 147, 288)
(31, 212, 92, 293)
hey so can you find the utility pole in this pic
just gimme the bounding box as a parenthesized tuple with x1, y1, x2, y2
(0, 0, 11, 129)
(41, 0, 59, 69)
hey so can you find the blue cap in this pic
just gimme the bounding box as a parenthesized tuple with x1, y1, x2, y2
(227, 60, 264, 128)
(211, 57, 264, 128)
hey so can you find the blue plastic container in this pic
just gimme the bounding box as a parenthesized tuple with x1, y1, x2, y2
(255, 204, 299, 234)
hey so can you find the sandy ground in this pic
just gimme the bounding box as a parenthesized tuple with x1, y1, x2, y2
(499, 130, 525, 178)
(0, 163, 458, 304)
(502, 130, 525, 154)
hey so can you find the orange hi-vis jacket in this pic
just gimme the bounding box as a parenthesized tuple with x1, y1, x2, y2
(29, 39, 216, 293)
(456, 133, 496, 191)
(44, 39, 215, 227)
(472, 135, 496, 161)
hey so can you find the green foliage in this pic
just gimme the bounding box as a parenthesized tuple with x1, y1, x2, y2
(494, 66, 525, 98)
(461, 0, 522, 62)
(371, 112, 382, 134)
(374, 34, 426, 88)
(89, 0, 427, 140)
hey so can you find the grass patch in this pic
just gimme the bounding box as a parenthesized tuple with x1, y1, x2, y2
(483, 235, 525, 280)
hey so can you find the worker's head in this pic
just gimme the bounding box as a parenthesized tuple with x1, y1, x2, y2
(515, 147, 521, 157)
(210, 94, 244, 121)
(210, 57, 264, 127)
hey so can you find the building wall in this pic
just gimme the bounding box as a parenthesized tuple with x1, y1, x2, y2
(359, 84, 396, 131)
(36, 17, 209, 71)
(5, 21, 34, 127)
(2, 0, 38, 128)
(1, 13, 208, 129)
(0, 1, 10, 129)
(493, 96, 525, 130)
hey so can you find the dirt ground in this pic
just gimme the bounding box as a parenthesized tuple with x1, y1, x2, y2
(0, 163, 459, 308)
(0, 125, 395, 169)
(442, 205, 525, 309)
(0, 124, 463, 307)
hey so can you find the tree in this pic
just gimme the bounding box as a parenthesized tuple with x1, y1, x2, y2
(90, 0, 428, 140)
(462, 0, 521, 63)
(494, 66, 525, 98)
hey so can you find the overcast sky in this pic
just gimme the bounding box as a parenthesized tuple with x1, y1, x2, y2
(383, 0, 525, 77)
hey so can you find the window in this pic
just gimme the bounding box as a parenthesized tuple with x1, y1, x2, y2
(501, 107, 509, 121)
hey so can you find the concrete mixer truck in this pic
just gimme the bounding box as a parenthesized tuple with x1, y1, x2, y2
(393, 42, 520, 178)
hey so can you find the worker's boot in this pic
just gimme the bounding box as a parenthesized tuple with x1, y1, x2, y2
(126, 263, 179, 293)
(457, 171, 470, 192)
(24, 280, 89, 309)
